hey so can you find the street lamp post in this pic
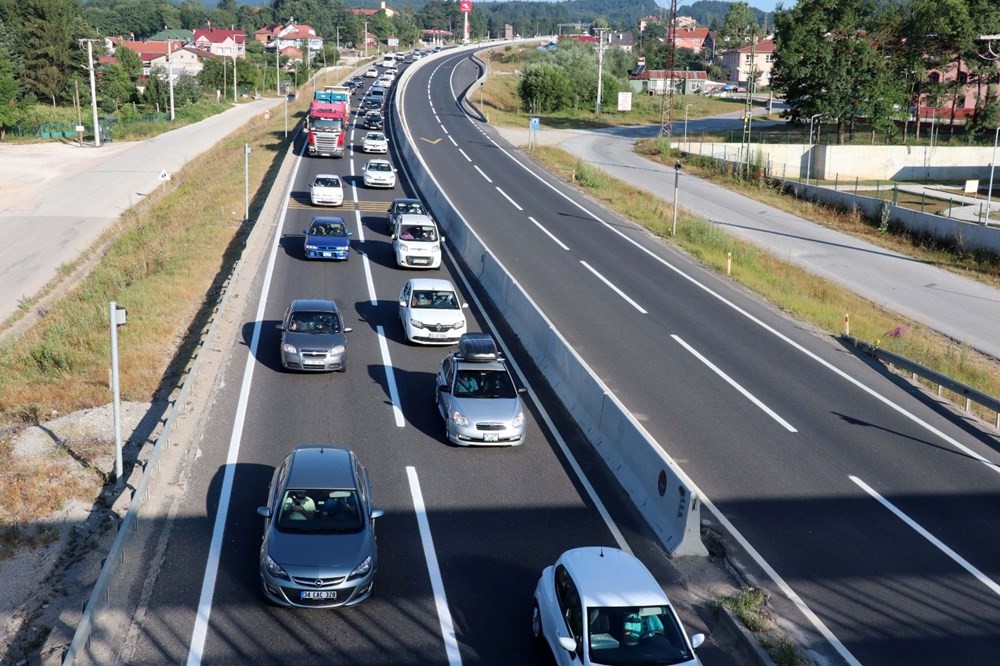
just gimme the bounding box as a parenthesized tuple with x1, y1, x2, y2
(684, 103, 692, 149)
(987, 126, 1000, 226)
(672, 160, 682, 236)
(806, 113, 821, 184)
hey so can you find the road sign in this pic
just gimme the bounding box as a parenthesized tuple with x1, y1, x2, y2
(264, 112, 271, 121)
(159, 169, 171, 181)
(617, 92, 632, 112)
(529, 117, 540, 131)
(460, 0, 472, 13)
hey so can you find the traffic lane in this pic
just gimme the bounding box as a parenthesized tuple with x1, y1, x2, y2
(410, 61, 1000, 660)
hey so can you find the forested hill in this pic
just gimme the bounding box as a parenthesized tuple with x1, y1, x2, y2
(678, 0, 771, 30)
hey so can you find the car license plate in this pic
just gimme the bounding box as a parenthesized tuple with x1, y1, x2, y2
(428, 332, 448, 339)
(323, 252, 333, 258)
(303, 359, 325, 366)
(301, 590, 337, 600)
(483, 432, 499, 442)
(413, 258, 430, 265)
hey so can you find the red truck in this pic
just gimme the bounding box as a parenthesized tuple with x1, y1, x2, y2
(307, 101, 348, 158)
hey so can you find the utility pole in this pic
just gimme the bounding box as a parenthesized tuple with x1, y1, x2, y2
(595, 30, 606, 115)
(659, 0, 678, 138)
(167, 40, 176, 121)
(740, 29, 757, 178)
(233, 55, 238, 102)
(364, 21, 369, 59)
(275, 42, 280, 95)
(80, 39, 101, 147)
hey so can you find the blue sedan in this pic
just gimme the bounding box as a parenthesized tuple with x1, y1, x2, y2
(303, 216, 351, 261)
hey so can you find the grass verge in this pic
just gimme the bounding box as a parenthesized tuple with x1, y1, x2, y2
(529, 143, 1000, 425)
(717, 587, 803, 666)
(0, 76, 320, 551)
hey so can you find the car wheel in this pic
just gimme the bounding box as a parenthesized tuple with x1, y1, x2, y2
(531, 601, 543, 641)
(338, 362, 347, 373)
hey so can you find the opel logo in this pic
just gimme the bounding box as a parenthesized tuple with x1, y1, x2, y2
(314, 579, 324, 588)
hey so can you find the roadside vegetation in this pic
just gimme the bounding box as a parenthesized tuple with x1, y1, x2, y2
(0, 70, 323, 554)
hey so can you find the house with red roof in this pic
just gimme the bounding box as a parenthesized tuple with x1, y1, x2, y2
(628, 68, 709, 95)
(351, 2, 397, 19)
(193, 28, 246, 59)
(667, 27, 716, 55)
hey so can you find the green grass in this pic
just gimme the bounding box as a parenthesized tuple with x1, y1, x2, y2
(716, 586, 769, 633)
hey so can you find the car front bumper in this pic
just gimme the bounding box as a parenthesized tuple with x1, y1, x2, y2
(304, 247, 350, 260)
(260, 571, 375, 608)
(365, 177, 395, 188)
(281, 350, 347, 371)
(446, 423, 525, 446)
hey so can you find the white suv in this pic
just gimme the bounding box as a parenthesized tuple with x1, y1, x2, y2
(391, 213, 443, 269)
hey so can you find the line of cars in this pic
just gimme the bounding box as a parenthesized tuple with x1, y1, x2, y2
(258, 59, 706, 666)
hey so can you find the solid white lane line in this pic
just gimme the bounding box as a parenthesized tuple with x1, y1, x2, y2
(448, 135, 458, 147)
(458, 149, 472, 163)
(495, 187, 523, 211)
(407, 466, 462, 665)
(579, 261, 647, 314)
(851, 475, 1000, 597)
(377, 325, 405, 427)
(528, 216, 569, 251)
(187, 133, 307, 666)
(442, 243, 632, 553)
(672, 335, 798, 433)
(474, 166, 492, 183)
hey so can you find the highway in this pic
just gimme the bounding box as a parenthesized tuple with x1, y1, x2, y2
(117, 57, 736, 665)
(395, 50, 1000, 665)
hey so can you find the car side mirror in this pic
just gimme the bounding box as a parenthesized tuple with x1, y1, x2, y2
(257, 506, 272, 518)
(462, 303, 469, 309)
(370, 508, 384, 519)
(439, 235, 446, 243)
(275, 324, 284, 331)
(344, 327, 353, 333)
(390, 234, 396, 240)
(399, 299, 407, 307)
(557, 636, 577, 652)
(518, 387, 527, 394)
(348, 232, 353, 237)
(438, 385, 450, 393)
(690, 633, 705, 649)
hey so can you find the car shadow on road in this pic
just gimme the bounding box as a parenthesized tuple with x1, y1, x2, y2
(241, 320, 284, 372)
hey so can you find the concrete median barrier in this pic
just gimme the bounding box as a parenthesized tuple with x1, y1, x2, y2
(393, 61, 709, 557)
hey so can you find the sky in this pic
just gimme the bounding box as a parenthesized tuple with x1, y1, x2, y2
(676, 0, 794, 14)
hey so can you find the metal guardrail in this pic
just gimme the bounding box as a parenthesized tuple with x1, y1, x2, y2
(843, 334, 1000, 427)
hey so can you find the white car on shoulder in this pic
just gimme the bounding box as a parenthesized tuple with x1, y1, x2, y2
(391, 213, 443, 269)
(309, 174, 344, 207)
(362, 159, 396, 188)
(362, 131, 388, 154)
(398, 278, 468, 344)
(532, 547, 705, 666)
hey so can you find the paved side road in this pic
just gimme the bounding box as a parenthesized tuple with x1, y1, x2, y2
(0, 98, 282, 324)
(495, 121, 1000, 361)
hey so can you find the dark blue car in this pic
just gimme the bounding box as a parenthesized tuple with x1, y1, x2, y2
(303, 216, 351, 261)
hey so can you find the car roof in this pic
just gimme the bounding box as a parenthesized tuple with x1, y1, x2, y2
(397, 213, 435, 226)
(559, 547, 671, 608)
(392, 197, 422, 206)
(285, 446, 356, 489)
(408, 277, 455, 292)
(290, 298, 339, 313)
(367, 159, 391, 166)
(311, 216, 346, 225)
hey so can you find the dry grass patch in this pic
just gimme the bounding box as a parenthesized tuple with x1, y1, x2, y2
(529, 145, 1000, 421)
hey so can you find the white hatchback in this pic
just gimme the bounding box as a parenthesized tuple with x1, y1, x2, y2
(391, 213, 443, 269)
(309, 174, 344, 207)
(533, 547, 705, 666)
(364, 67, 379, 78)
(398, 278, 468, 344)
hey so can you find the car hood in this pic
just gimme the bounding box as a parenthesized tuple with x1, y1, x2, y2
(312, 186, 342, 196)
(305, 235, 350, 250)
(450, 396, 522, 423)
(283, 330, 346, 348)
(266, 527, 372, 572)
(407, 308, 464, 328)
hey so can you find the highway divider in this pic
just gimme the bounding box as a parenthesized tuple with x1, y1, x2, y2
(393, 50, 707, 557)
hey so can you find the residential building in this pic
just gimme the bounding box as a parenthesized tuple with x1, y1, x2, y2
(608, 32, 634, 52)
(666, 27, 715, 56)
(192, 28, 246, 59)
(637, 15, 662, 33)
(149, 29, 193, 43)
(920, 59, 1000, 123)
(269, 23, 323, 54)
(721, 38, 775, 88)
(628, 69, 709, 95)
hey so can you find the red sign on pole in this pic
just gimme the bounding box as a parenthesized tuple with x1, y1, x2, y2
(460, 0, 472, 13)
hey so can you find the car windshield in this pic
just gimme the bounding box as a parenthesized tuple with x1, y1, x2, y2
(288, 310, 341, 334)
(314, 177, 341, 189)
(366, 133, 385, 142)
(397, 202, 426, 216)
(369, 162, 391, 172)
(308, 222, 347, 237)
(276, 489, 364, 534)
(453, 369, 516, 399)
(411, 290, 458, 309)
(312, 118, 342, 131)
(398, 225, 437, 241)
(586, 606, 693, 665)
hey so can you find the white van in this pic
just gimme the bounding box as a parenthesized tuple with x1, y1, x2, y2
(391, 213, 443, 268)
(381, 53, 397, 68)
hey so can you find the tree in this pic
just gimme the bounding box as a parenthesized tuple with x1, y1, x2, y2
(115, 45, 142, 82)
(518, 62, 573, 113)
(20, 0, 85, 105)
(718, 1, 757, 47)
(143, 66, 168, 112)
(0, 20, 25, 139)
(98, 62, 136, 111)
